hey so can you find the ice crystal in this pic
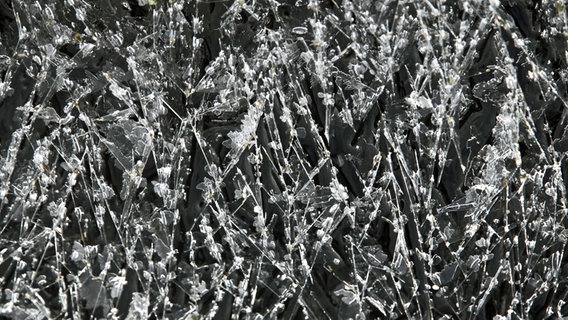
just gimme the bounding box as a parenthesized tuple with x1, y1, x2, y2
(0, 0, 567, 319)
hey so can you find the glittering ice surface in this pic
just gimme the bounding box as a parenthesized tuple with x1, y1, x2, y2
(0, 0, 567, 319)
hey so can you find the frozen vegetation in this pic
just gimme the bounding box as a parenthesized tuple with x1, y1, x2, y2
(0, 0, 567, 319)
